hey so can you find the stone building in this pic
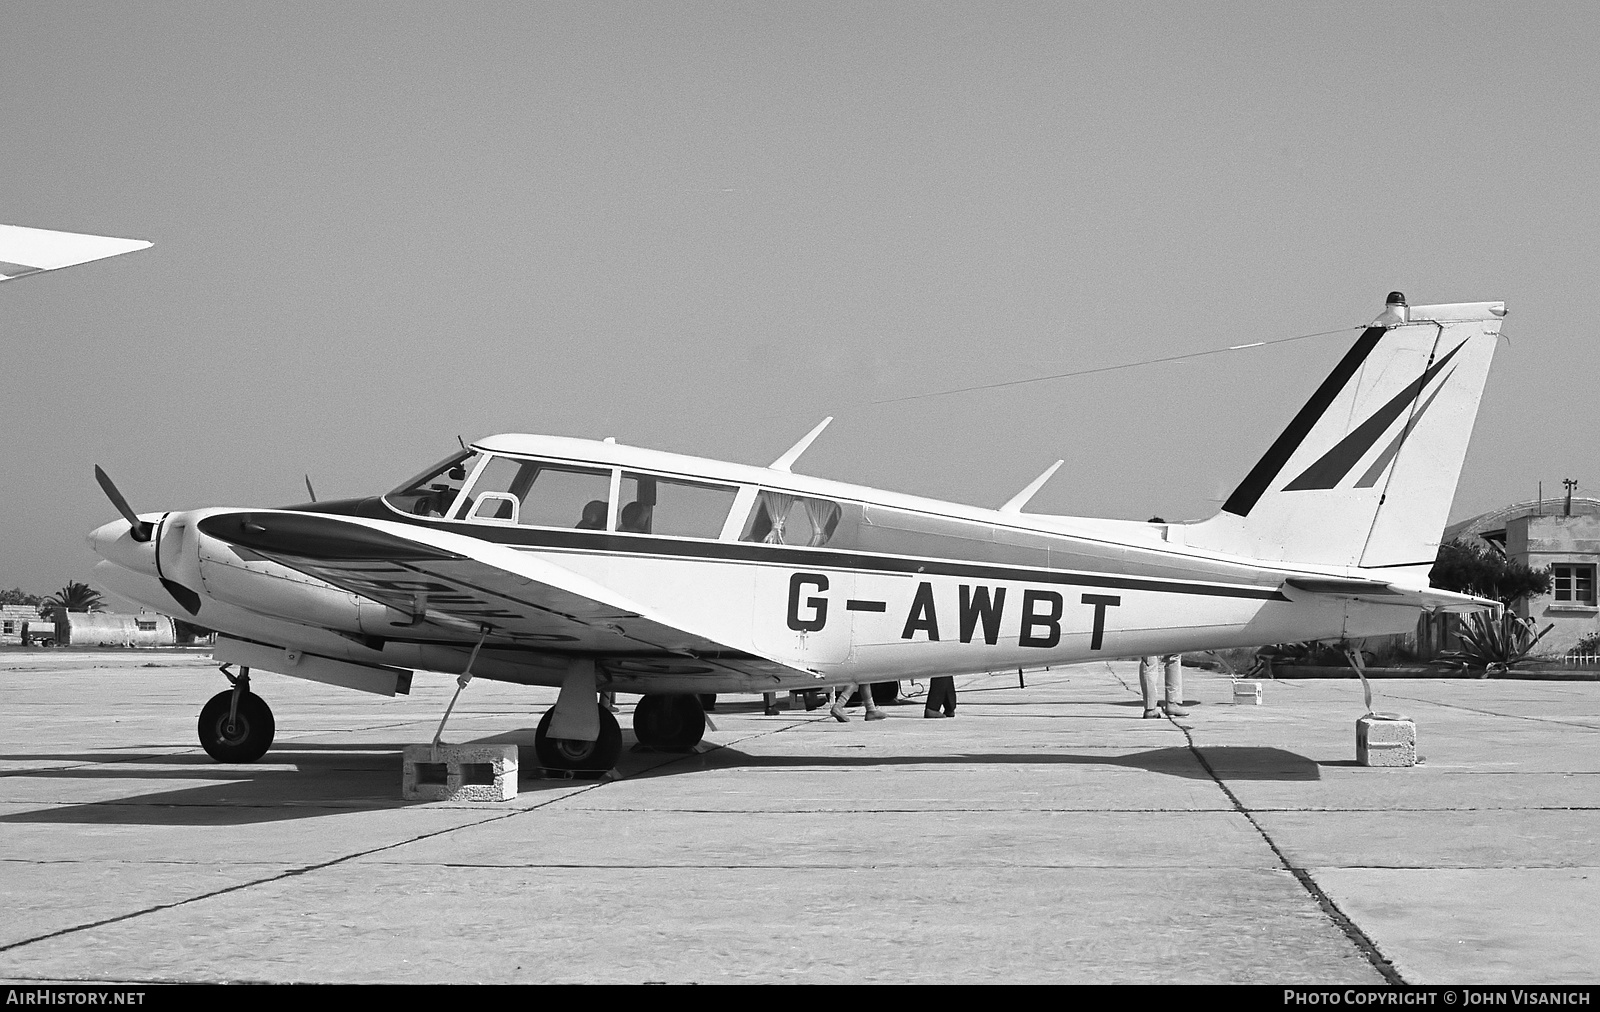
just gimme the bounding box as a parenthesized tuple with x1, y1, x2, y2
(0, 604, 53, 646)
(1443, 495, 1600, 655)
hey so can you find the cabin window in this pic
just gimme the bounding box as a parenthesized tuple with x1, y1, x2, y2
(741, 491, 844, 547)
(465, 457, 613, 529)
(618, 473, 738, 538)
(1553, 564, 1597, 606)
(386, 450, 482, 518)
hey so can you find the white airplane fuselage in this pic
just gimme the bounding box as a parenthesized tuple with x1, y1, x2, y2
(91, 432, 1427, 697)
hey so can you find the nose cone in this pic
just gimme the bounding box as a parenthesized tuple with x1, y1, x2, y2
(89, 518, 158, 576)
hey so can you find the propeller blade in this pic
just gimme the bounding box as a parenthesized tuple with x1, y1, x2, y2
(94, 466, 153, 542)
(304, 474, 317, 503)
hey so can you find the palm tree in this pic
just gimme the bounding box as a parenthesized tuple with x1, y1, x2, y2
(46, 581, 105, 613)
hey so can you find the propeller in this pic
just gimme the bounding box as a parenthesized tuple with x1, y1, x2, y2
(304, 474, 317, 503)
(94, 465, 153, 542)
(93, 464, 201, 614)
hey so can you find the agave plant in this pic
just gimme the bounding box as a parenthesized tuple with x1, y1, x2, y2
(1434, 610, 1554, 675)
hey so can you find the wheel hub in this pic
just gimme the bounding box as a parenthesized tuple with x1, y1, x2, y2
(553, 738, 593, 760)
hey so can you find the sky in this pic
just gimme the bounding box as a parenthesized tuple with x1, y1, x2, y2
(3, 2, 1597, 598)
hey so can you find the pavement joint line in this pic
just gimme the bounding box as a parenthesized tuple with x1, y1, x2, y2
(554, 807, 1238, 813)
(357, 861, 1254, 870)
(1177, 718, 1406, 986)
(1371, 692, 1600, 732)
(0, 858, 298, 867)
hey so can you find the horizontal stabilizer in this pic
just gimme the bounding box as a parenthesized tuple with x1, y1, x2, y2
(0, 224, 152, 281)
(1281, 575, 1493, 613)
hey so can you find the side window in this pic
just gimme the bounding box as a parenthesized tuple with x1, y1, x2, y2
(740, 491, 844, 547)
(619, 473, 738, 538)
(462, 458, 612, 529)
(519, 464, 613, 529)
(463, 456, 536, 522)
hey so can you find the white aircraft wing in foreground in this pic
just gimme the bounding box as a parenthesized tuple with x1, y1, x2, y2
(0, 224, 151, 281)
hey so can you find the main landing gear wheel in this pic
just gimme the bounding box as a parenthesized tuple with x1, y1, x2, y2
(198, 690, 275, 763)
(632, 693, 707, 752)
(534, 704, 621, 778)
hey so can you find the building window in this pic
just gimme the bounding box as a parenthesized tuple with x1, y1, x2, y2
(1552, 564, 1597, 606)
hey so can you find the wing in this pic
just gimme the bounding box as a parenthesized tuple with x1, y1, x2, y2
(0, 224, 152, 281)
(1282, 576, 1494, 613)
(197, 510, 820, 681)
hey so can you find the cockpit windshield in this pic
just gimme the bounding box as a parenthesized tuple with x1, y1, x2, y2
(385, 450, 482, 517)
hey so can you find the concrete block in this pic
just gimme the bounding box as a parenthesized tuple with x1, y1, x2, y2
(1232, 680, 1263, 705)
(402, 743, 518, 802)
(1357, 714, 1416, 767)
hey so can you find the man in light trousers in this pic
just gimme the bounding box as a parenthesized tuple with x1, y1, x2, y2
(1140, 654, 1189, 718)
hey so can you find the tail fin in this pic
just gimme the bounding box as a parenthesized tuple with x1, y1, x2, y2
(1187, 293, 1505, 571)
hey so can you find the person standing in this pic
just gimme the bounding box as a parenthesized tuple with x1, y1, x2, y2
(1140, 654, 1189, 718)
(925, 676, 956, 718)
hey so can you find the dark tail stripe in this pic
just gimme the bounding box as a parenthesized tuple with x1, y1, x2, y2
(1221, 326, 1387, 517)
(1282, 340, 1465, 491)
(1353, 370, 1453, 488)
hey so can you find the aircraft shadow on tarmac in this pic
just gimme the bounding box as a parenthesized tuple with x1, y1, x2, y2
(0, 736, 699, 826)
(0, 740, 1318, 827)
(672, 744, 1324, 782)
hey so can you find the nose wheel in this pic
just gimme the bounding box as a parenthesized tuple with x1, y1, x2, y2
(198, 665, 275, 763)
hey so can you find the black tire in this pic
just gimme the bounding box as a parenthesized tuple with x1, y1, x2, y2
(633, 693, 707, 751)
(197, 690, 275, 763)
(535, 703, 621, 777)
(870, 681, 901, 705)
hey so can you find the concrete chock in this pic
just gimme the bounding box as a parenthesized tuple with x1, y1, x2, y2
(1232, 679, 1263, 705)
(1357, 714, 1416, 767)
(402, 743, 518, 802)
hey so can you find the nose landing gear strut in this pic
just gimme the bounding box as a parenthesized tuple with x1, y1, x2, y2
(198, 663, 275, 763)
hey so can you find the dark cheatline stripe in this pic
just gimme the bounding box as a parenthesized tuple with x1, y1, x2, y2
(422, 517, 1285, 601)
(1283, 340, 1465, 492)
(1353, 371, 1453, 488)
(0, 261, 45, 279)
(199, 512, 465, 561)
(1222, 326, 1388, 517)
(288, 495, 1289, 601)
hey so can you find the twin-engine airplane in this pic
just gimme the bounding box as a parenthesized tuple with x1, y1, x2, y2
(90, 292, 1505, 774)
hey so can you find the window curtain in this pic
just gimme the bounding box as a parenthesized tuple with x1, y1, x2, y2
(804, 498, 841, 547)
(760, 492, 796, 544)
